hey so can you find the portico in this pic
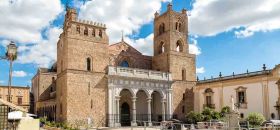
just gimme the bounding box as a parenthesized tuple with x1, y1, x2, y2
(107, 66, 173, 127)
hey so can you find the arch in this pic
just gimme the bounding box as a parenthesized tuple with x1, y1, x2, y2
(158, 42, 165, 54)
(176, 40, 183, 52)
(135, 89, 150, 98)
(119, 61, 129, 67)
(86, 57, 91, 71)
(159, 23, 165, 35)
(118, 88, 135, 97)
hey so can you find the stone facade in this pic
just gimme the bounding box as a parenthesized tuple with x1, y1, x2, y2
(32, 4, 196, 127)
(0, 85, 30, 111)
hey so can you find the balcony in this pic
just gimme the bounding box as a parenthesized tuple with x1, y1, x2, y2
(203, 104, 215, 109)
(108, 66, 172, 81)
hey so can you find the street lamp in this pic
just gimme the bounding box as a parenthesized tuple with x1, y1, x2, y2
(1, 41, 17, 102)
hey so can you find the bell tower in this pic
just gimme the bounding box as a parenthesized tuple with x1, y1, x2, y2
(153, 4, 188, 56)
(152, 4, 196, 119)
(152, 3, 195, 81)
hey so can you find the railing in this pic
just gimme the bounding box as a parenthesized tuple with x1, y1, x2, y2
(198, 70, 271, 83)
(108, 66, 172, 81)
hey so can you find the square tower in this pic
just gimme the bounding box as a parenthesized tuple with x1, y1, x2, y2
(56, 8, 109, 126)
(152, 4, 196, 120)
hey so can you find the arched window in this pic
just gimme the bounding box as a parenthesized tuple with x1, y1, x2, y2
(76, 25, 80, 34)
(99, 29, 102, 38)
(159, 23, 165, 35)
(159, 42, 165, 54)
(86, 57, 91, 71)
(182, 69, 186, 81)
(120, 61, 129, 67)
(92, 28, 96, 37)
(84, 27, 88, 36)
(176, 22, 182, 32)
(204, 88, 214, 108)
(176, 40, 183, 52)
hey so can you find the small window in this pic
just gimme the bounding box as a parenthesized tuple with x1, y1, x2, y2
(120, 61, 129, 67)
(91, 99, 93, 109)
(182, 106, 185, 113)
(84, 27, 88, 36)
(76, 25, 80, 34)
(204, 88, 214, 108)
(175, 22, 178, 30)
(92, 29, 96, 37)
(60, 103, 62, 114)
(18, 97, 22, 105)
(159, 23, 165, 35)
(88, 83, 90, 95)
(236, 86, 247, 105)
(238, 91, 245, 103)
(240, 113, 244, 118)
(99, 29, 102, 38)
(182, 93, 185, 100)
(86, 58, 91, 71)
(182, 69, 186, 80)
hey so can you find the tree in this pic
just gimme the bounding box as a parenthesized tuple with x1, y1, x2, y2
(246, 113, 265, 128)
(185, 111, 204, 124)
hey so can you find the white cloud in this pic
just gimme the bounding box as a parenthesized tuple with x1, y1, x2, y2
(126, 34, 154, 56)
(17, 27, 63, 67)
(79, 0, 171, 43)
(12, 70, 27, 77)
(189, 38, 201, 55)
(0, 0, 63, 43)
(196, 67, 205, 74)
(189, 0, 280, 38)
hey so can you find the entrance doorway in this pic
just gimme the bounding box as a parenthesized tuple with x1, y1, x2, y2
(121, 102, 130, 126)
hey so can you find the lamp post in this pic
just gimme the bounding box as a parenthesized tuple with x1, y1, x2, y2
(1, 41, 17, 102)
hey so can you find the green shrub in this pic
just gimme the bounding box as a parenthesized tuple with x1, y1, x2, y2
(185, 111, 204, 124)
(246, 113, 265, 128)
(220, 106, 230, 117)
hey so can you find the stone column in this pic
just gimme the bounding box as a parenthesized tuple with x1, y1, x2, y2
(147, 97, 152, 126)
(115, 96, 120, 126)
(167, 89, 173, 120)
(131, 97, 137, 126)
(162, 99, 166, 121)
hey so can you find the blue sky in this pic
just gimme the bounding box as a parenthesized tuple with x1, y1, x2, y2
(0, 0, 280, 86)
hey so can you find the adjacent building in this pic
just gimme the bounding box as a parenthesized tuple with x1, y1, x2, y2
(0, 86, 30, 111)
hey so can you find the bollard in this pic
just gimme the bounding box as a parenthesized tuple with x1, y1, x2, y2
(144, 121, 146, 130)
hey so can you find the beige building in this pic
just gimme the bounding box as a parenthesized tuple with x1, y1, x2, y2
(195, 65, 280, 120)
(31, 3, 280, 128)
(0, 86, 30, 110)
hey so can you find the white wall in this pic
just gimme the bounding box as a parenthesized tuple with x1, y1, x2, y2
(196, 79, 279, 120)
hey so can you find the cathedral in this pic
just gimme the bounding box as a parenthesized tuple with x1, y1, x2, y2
(31, 4, 280, 127)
